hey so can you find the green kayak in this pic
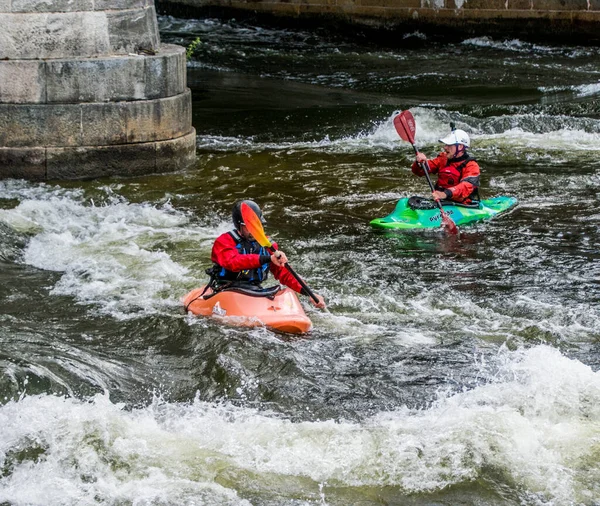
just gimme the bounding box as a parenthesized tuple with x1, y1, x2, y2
(370, 196, 518, 230)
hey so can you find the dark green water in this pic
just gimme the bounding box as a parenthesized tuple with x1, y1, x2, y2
(1, 15, 600, 505)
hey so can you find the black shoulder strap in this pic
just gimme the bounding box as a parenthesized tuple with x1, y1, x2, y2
(462, 156, 480, 201)
(229, 229, 242, 243)
(456, 156, 476, 174)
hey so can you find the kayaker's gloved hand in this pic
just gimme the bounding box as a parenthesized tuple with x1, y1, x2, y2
(271, 251, 288, 267)
(415, 152, 428, 164)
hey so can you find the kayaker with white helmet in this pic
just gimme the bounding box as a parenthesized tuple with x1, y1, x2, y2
(208, 200, 326, 309)
(412, 127, 481, 206)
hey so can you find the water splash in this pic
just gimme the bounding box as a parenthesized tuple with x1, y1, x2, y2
(0, 181, 220, 319)
(1, 347, 599, 504)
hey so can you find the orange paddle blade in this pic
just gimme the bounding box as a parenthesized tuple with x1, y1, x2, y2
(240, 202, 272, 248)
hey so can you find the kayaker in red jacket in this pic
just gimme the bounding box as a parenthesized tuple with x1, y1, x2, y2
(210, 200, 326, 309)
(412, 128, 481, 205)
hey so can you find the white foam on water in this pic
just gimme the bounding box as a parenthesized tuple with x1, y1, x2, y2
(408, 286, 598, 344)
(1, 346, 598, 504)
(0, 394, 252, 506)
(195, 110, 450, 155)
(192, 107, 600, 157)
(401, 108, 600, 153)
(479, 127, 600, 151)
(0, 181, 222, 319)
(310, 311, 428, 345)
(461, 36, 564, 55)
(195, 126, 403, 154)
(539, 82, 600, 98)
(571, 82, 600, 97)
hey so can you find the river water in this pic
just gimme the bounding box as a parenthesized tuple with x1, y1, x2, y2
(1, 15, 600, 506)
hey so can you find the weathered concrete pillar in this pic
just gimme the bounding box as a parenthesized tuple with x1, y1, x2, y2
(0, 0, 196, 181)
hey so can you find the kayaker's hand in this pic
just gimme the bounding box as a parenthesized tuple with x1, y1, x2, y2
(432, 190, 447, 201)
(271, 251, 288, 267)
(310, 293, 326, 309)
(415, 152, 428, 164)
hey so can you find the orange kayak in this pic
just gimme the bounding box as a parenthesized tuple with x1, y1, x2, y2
(182, 286, 313, 334)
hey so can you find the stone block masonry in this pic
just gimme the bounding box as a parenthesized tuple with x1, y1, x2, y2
(0, 0, 196, 181)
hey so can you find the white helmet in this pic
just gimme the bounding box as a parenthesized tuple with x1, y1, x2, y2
(439, 129, 470, 148)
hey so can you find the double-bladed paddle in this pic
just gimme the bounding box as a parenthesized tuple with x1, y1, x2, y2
(240, 202, 322, 306)
(393, 110, 459, 235)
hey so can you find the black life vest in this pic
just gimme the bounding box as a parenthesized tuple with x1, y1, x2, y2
(214, 230, 270, 285)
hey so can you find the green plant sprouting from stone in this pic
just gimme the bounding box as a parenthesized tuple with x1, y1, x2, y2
(186, 37, 201, 61)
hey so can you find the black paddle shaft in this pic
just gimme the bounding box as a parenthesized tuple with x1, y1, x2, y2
(409, 143, 445, 213)
(395, 110, 458, 235)
(270, 247, 320, 305)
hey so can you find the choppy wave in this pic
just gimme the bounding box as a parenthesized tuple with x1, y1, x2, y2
(2, 14, 600, 506)
(0, 181, 222, 319)
(539, 82, 600, 98)
(195, 108, 600, 155)
(1, 346, 598, 505)
(461, 36, 599, 58)
(158, 15, 346, 52)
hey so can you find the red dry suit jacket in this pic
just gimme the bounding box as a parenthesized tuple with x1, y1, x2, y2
(211, 231, 305, 293)
(411, 153, 481, 203)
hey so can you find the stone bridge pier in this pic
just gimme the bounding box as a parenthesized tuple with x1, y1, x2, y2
(0, 0, 196, 181)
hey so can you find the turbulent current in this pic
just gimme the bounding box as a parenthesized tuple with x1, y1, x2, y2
(1, 15, 600, 506)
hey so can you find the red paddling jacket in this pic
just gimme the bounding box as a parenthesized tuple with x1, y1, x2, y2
(211, 230, 304, 293)
(412, 153, 481, 203)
